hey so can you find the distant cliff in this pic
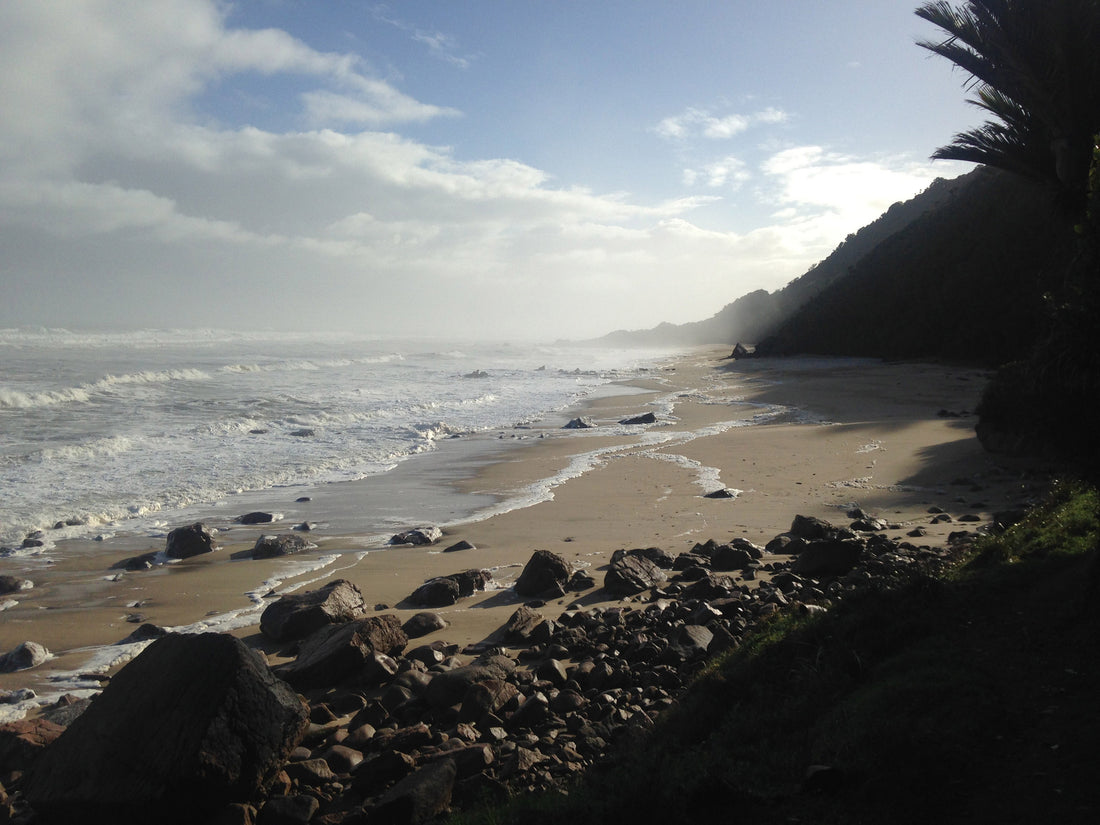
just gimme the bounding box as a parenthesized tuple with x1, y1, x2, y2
(601, 167, 1075, 366)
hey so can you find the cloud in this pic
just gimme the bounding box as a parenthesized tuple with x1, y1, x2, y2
(683, 156, 752, 189)
(655, 106, 789, 141)
(372, 4, 478, 69)
(0, 3, 965, 340)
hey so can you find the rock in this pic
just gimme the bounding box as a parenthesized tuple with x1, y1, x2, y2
(257, 794, 319, 825)
(703, 488, 736, 499)
(710, 544, 754, 571)
(117, 622, 168, 645)
(605, 550, 667, 595)
(790, 539, 863, 578)
(619, 412, 658, 425)
(443, 540, 475, 553)
(424, 655, 517, 709)
(729, 342, 756, 359)
(371, 758, 456, 825)
(789, 515, 837, 540)
(0, 718, 64, 772)
(277, 615, 408, 689)
(408, 578, 461, 607)
(562, 417, 595, 429)
(0, 641, 50, 672)
(0, 575, 31, 595)
(850, 517, 889, 532)
(458, 679, 521, 722)
(445, 569, 492, 597)
(665, 625, 714, 663)
(260, 579, 367, 643)
(237, 512, 278, 525)
(390, 527, 443, 546)
(251, 533, 313, 559)
(165, 522, 218, 559)
(498, 605, 545, 642)
(567, 570, 596, 590)
(681, 574, 736, 601)
(402, 612, 448, 639)
(289, 429, 315, 438)
(38, 694, 92, 727)
(22, 633, 308, 825)
(514, 550, 572, 597)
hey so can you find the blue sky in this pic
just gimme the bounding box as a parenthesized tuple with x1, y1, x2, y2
(0, 1, 978, 339)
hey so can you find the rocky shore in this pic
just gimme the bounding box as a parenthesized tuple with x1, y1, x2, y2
(0, 506, 993, 825)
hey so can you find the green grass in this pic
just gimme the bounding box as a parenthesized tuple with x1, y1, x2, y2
(451, 482, 1100, 825)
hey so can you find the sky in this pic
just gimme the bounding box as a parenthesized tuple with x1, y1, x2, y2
(0, 0, 980, 341)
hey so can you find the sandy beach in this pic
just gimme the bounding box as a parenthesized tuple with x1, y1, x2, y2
(0, 349, 1041, 711)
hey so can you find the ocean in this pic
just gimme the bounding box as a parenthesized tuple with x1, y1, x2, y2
(0, 328, 680, 554)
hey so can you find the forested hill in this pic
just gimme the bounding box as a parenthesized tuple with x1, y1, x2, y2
(600, 167, 1075, 366)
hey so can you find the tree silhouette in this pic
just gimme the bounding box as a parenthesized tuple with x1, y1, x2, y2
(916, 0, 1100, 215)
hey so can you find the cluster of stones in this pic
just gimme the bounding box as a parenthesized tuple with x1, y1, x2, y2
(0, 509, 981, 824)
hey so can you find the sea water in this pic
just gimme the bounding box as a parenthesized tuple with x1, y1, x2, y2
(0, 328, 680, 553)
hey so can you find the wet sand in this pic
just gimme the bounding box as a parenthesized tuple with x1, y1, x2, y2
(0, 350, 1040, 712)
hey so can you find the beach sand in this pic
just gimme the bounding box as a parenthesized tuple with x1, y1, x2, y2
(0, 349, 1042, 706)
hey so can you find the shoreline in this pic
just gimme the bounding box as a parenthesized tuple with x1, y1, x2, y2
(0, 349, 1043, 718)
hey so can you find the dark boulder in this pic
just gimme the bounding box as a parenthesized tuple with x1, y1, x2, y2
(371, 757, 456, 825)
(0, 575, 31, 595)
(277, 615, 407, 690)
(257, 794, 319, 825)
(443, 540, 476, 553)
(605, 550, 667, 595)
(497, 605, 545, 643)
(251, 533, 313, 559)
(112, 551, 161, 571)
(23, 633, 308, 825)
(402, 612, 448, 639)
(423, 655, 516, 709)
(562, 417, 595, 429)
(390, 527, 443, 546)
(711, 544, 754, 571)
(0, 641, 49, 673)
(260, 579, 366, 643)
(789, 515, 835, 540)
(514, 550, 572, 597)
(703, 488, 736, 499)
(791, 539, 863, 578)
(619, 412, 658, 425)
(408, 578, 461, 608)
(237, 512, 278, 525)
(165, 522, 218, 559)
(0, 718, 63, 772)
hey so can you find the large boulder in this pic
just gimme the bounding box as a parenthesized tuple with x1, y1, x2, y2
(0, 575, 31, 595)
(0, 718, 63, 772)
(277, 615, 408, 690)
(22, 633, 308, 825)
(790, 539, 864, 578)
(165, 523, 218, 559)
(604, 549, 667, 595)
(251, 533, 313, 560)
(0, 641, 49, 673)
(371, 757, 456, 825)
(260, 579, 366, 643)
(390, 527, 443, 546)
(423, 655, 517, 709)
(514, 550, 572, 597)
(408, 578, 461, 608)
(407, 570, 491, 608)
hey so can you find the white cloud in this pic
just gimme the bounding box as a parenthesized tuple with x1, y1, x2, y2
(654, 106, 790, 141)
(0, 3, 965, 340)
